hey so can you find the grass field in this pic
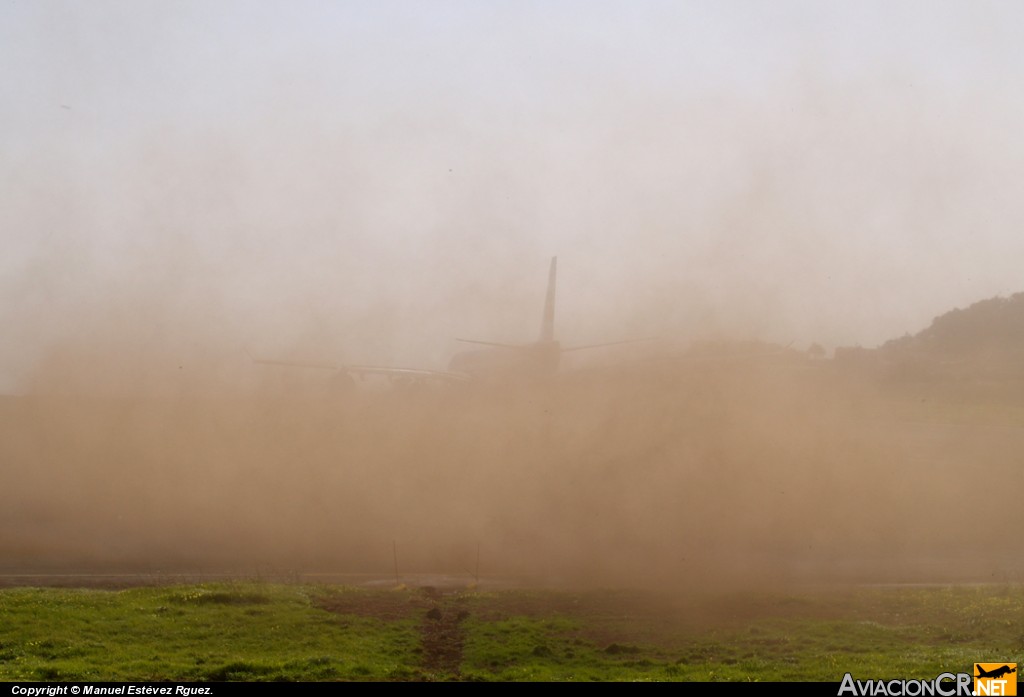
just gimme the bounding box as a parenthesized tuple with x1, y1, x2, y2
(0, 581, 1020, 681)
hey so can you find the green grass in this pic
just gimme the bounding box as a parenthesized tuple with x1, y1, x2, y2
(0, 582, 1022, 681)
(455, 585, 1024, 682)
(0, 583, 421, 681)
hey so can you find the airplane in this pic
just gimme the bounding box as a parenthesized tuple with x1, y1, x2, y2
(975, 665, 1017, 680)
(250, 257, 650, 389)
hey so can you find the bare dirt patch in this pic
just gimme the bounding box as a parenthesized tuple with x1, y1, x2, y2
(315, 585, 472, 678)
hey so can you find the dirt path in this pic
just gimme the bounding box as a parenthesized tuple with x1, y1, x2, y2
(419, 587, 470, 679)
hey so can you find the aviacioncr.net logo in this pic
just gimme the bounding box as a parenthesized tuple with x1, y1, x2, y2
(838, 672, 973, 696)
(974, 663, 1017, 696)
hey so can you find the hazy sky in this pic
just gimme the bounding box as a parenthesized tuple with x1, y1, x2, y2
(3, 1, 1024, 392)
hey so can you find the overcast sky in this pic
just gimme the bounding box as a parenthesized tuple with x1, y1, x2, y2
(3, 1, 1024, 392)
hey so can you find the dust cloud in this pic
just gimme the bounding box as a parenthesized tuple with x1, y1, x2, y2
(4, 3, 1024, 591)
(3, 314, 1021, 590)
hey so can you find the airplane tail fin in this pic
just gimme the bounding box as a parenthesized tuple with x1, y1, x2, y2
(540, 256, 557, 343)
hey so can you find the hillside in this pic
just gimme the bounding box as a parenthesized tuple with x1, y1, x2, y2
(882, 292, 1024, 357)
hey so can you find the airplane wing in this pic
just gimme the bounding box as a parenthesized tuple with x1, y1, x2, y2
(247, 354, 340, 371)
(343, 365, 471, 383)
(561, 337, 660, 352)
(248, 353, 469, 384)
(454, 339, 523, 349)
